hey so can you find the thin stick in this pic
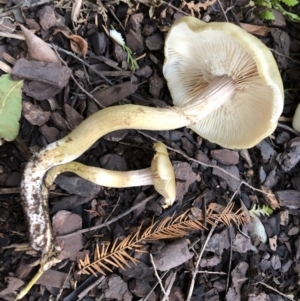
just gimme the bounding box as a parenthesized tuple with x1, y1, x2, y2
(57, 193, 156, 239)
(49, 44, 113, 86)
(186, 184, 242, 300)
(161, 271, 177, 301)
(104, 197, 121, 223)
(77, 276, 105, 300)
(55, 263, 74, 301)
(186, 223, 217, 301)
(226, 227, 233, 292)
(150, 254, 169, 301)
(198, 271, 226, 275)
(257, 281, 295, 301)
(0, 187, 20, 194)
(138, 271, 168, 301)
(0, 32, 25, 39)
(269, 48, 300, 65)
(52, 45, 105, 109)
(108, 7, 125, 31)
(217, 0, 229, 22)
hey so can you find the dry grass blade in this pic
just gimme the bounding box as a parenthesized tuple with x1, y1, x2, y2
(78, 203, 249, 276)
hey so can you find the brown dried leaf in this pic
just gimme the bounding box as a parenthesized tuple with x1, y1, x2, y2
(261, 186, 280, 209)
(71, 0, 82, 22)
(180, 0, 216, 16)
(69, 35, 88, 57)
(56, 29, 88, 57)
(240, 23, 271, 37)
(20, 25, 61, 65)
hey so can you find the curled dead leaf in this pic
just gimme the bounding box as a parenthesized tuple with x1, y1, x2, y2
(20, 25, 61, 65)
(69, 35, 88, 57)
(54, 29, 88, 57)
(240, 23, 271, 36)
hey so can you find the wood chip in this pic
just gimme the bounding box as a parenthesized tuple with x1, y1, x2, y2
(226, 262, 248, 301)
(210, 149, 239, 165)
(12, 58, 71, 89)
(23, 81, 62, 100)
(55, 175, 101, 197)
(0, 277, 24, 296)
(39, 124, 60, 143)
(37, 5, 65, 30)
(276, 190, 300, 209)
(145, 33, 164, 50)
(92, 81, 138, 107)
(36, 269, 70, 288)
(174, 162, 197, 201)
(277, 137, 300, 172)
(22, 102, 51, 126)
(64, 103, 84, 129)
(153, 238, 193, 271)
(212, 165, 240, 191)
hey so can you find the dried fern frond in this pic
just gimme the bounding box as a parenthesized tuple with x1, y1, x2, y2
(78, 202, 249, 276)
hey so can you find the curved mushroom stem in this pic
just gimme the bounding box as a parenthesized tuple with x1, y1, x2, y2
(45, 163, 154, 188)
(21, 75, 235, 257)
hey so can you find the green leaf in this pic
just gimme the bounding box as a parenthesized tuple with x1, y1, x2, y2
(256, 0, 272, 7)
(280, 0, 298, 6)
(249, 204, 273, 218)
(271, 0, 300, 22)
(260, 10, 276, 19)
(0, 75, 23, 141)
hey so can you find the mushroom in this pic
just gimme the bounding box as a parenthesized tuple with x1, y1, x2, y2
(163, 16, 284, 148)
(45, 142, 176, 207)
(21, 16, 283, 262)
(292, 103, 300, 132)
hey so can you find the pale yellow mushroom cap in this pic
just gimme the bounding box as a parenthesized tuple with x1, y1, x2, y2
(151, 142, 176, 207)
(163, 16, 284, 149)
(292, 103, 300, 132)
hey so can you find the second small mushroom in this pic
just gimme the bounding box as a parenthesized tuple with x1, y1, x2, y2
(45, 142, 176, 207)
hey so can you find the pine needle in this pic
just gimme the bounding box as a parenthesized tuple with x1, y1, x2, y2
(78, 202, 249, 276)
